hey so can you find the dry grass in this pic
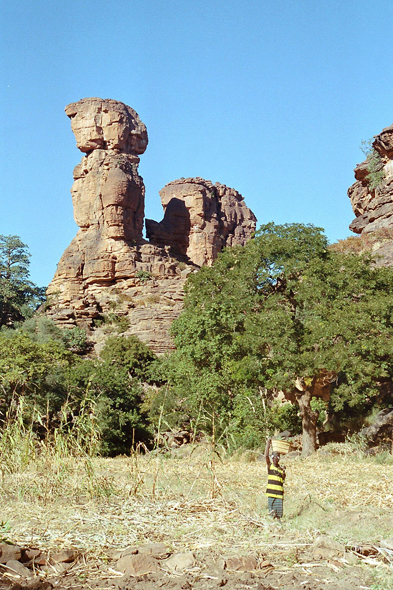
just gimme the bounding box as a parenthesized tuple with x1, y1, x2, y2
(329, 226, 393, 255)
(1, 445, 392, 558)
(1, 445, 393, 589)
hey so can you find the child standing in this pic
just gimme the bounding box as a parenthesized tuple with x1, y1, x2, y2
(265, 437, 286, 518)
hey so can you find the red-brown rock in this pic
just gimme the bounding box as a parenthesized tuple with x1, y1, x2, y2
(0, 543, 22, 564)
(65, 97, 148, 155)
(46, 98, 256, 353)
(348, 124, 393, 265)
(146, 178, 256, 266)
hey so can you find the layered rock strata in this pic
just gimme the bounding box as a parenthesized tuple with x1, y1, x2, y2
(46, 98, 256, 353)
(348, 124, 393, 265)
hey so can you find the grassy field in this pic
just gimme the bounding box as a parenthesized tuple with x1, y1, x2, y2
(1, 443, 393, 589)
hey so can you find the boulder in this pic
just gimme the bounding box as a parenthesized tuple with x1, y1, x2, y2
(360, 408, 393, 446)
(0, 543, 22, 564)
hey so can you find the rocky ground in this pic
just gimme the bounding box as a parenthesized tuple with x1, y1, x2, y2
(1, 535, 390, 590)
(1, 450, 392, 590)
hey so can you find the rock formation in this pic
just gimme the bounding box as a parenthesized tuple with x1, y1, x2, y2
(348, 124, 393, 265)
(146, 178, 256, 267)
(46, 98, 256, 353)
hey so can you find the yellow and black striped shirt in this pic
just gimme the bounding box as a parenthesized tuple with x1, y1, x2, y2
(266, 465, 285, 498)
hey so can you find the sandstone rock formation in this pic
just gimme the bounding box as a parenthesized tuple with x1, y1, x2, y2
(146, 178, 256, 267)
(46, 98, 256, 353)
(348, 124, 393, 265)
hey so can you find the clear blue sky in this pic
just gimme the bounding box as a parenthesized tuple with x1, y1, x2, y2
(1, 0, 393, 287)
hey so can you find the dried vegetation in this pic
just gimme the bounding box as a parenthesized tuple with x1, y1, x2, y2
(0, 442, 393, 588)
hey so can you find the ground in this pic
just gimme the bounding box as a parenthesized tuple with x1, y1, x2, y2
(0, 444, 392, 590)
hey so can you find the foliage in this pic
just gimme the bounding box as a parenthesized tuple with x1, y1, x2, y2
(0, 395, 100, 475)
(92, 313, 130, 334)
(269, 401, 302, 435)
(65, 357, 148, 455)
(19, 315, 63, 343)
(170, 222, 393, 452)
(0, 329, 158, 456)
(0, 235, 46, 327)
(136, 270, 152, 282)
(0, 331, 75, 422)
(61, 326, 89, 353)
(100, 334, 158, 382)
(360, 139, 385, 190)
(142, 383, 189, 432)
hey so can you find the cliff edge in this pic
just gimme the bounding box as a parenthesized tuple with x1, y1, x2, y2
(348, 125, 393, 265)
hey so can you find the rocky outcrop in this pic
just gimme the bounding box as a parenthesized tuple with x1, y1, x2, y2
(46, 98, 256, 353)
(146, 178, 256, 266)
(348, 125, 393, 265)
(360, 408, 393, 447)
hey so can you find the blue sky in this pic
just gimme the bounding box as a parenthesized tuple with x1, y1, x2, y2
(1, 0, 393, 287)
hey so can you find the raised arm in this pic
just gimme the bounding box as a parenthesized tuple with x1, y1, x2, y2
(265, 437, 271, 468)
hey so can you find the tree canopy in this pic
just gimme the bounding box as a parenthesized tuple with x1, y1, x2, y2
(0, 235, 45, 327)
(170, 223, 393, 455)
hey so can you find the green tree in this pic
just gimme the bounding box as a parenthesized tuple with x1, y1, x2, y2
(65, 357, 149, 455)
(100, 334, 158, 382)
(171, 223, 393, 455)
(0, 235, 45, 327)
(0, 331, 74, 422)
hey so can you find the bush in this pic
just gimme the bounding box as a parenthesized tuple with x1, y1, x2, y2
(65, 359, 149, 455)
(360, 139, 385, 191)
(100, 334, 157, 381)
(136, 270, 152, 282)
(62, 326, 89, 353)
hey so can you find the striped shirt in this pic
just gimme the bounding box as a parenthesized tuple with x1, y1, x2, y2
(266, 465, 285, 498)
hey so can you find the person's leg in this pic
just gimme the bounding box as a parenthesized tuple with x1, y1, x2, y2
(268, 497, 276, 517)
(273, 498, 283, 518)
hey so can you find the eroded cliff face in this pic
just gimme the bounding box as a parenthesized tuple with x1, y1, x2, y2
(146, 178, 256, 267)
(46, 98, 256, 353)
(348, 124, 393, 265)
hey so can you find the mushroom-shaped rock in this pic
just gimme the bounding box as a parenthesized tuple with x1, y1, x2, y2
(65, 97, 148, 155)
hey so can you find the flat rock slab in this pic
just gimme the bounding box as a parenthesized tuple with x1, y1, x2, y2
(162, 552, 195, 573)
(5, 559, 32, 578)
(0, 543, 22, 564)
(116, 554, 161, 576)
(51, 549, 78, 563)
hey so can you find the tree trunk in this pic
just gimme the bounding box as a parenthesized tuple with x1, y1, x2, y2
(297, 389, 319, 457)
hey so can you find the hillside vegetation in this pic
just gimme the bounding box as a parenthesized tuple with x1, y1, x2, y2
(1, 224, 393, 458)
(1, 227, 393, 588)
